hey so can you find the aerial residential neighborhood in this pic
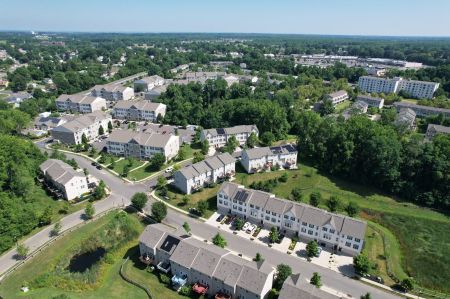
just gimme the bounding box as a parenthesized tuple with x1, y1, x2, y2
(0, 1, 449, 299)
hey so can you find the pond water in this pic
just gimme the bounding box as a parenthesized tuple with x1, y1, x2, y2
(68, 247, 106, 273)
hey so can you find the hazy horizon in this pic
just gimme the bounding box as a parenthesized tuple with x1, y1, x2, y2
(1, 0, 450, 37)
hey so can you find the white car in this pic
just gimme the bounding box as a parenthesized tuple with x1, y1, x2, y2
(165, 166, 174, 173)
(246, 224, 256, 234)
(242, 222, 251, 231)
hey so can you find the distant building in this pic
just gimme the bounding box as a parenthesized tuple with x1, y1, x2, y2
(133, 75, 165, 92)
(173, 153, 235, 194)
(112, 100, 166, 122)
(426, 124, 450, 139)
(223, 74, 240, 87)
(325, 90, 349, 105)
(395, 108, 416, 129)
(185, 72, 226, 83)
(4, 92, 32, 108)
(356, 95, 384, 109)
(91, 84, 134, 101)
(35, 116, 67, 131)
(393, 101, 450, 118)
(56, 94, 107, 113)
(106, 130, 179, 161)
(200, 125, 259, 149)
(241, 144, 298, 173)
(358, 76, 439, 99)
(217, 182, 367, 255)
(39, 159, 88, 201)
(51, 111, 112, 145)
(144, 85, 168, 101)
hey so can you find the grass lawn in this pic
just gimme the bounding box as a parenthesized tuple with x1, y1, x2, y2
(127, 144, 196, 181)
(163, 185, 219, 219)
(112, 158, 144, 175)
(335, 100, 352, 113)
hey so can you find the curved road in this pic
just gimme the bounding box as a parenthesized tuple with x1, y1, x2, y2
(0, 142, 402, 299)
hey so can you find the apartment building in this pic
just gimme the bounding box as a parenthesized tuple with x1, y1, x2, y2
(39, 159, 88, 201)
(185, 71, 226, 83)
(393, 101, 450, 118)
(278, 274, 337, 299)
(144, 85, 168, 101)
(325, 90, 348, 105)
(35, 116, 68, 131)
(55, 94, 107, 113)
(356, 95, 385, 109)
(106, 129, 179, 161)
(395, 108, 416, 129)
(217, 182, 367, 255)
(51, 111, 112, 145)
(173, 153, 235, 194)
(139, 225, 275, 299)
(200, 125, 259, 148)
(358, 76, 439, 99)
(133, 75, 165, 92)
(241, 144, 298, 173)
(426, 124, 450, 139)
(112, 100, 166, 122)
(91, 84, 134, 101)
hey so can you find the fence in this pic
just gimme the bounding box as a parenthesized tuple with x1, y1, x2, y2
(119, 257, 152, 299)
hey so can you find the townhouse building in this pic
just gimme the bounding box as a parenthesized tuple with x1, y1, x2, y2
(217, 182, 366, 256)
(112, 100, 166, 122)
(356, 95, 385, 109)
(91, 84, 134, 101)
(51, 111, 111, 145)
(173, 153, 235, 194)
(358, 76, 439, 99)
(139, 225, 275, 299)
(106, 129, 179, 161)
(55, 94, 107, 113)
(185, 71, 226, 83)
(144, 84, 168, 101)
(278, 274, 337, 299)
(39, 159, 88, 201)
(325, 90, 348, 105)
(393, 101, 450, 118)
(426, 124, 450, 139)
(34, 116, 68, 131)
(200, 125, 259, 148)
(241, 144, 297, 173)
(133, 75, 165, 92)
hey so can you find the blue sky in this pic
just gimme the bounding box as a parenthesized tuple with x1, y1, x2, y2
(1, 0, 449, 36)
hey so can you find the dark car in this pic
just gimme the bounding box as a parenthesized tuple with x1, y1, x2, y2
(216, 214, 225, 222)
(96, 165, 103, 170)
(189, 208, 202, 217)
(91, 162, 98, 166)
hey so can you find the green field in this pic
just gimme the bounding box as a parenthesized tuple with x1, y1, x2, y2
(112, 158, 144, 175)
(0, 212, 189, 299)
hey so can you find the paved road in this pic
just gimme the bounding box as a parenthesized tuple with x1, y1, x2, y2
(0, 146, 401, 299)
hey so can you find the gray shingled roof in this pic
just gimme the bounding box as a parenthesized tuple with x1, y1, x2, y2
(236, 261, 274, 295)
(327, 90, 348, 98)
(113, 100, 165, 111)
(139, 225, 167, 250)
(39, 159, 84, 185)
(107, 129, 174, 148)
(213, 254, 244, 288)
(169, 238, 202, 268)
(204, 125, 258, 137)
(56, 94, 103, 104)
(175, 153, 235, 180)
(53, 111, 110, 133)
(427, 124, 450, 134)
(191, 245, 228, 277)
(341, 218, 366, 240)
(394, 101, 450, 114)
(279, 274, 338, 299)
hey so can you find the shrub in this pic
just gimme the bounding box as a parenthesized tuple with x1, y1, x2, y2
(159, 273, 170, 285)
(179, 285, 192, 296)
(279, 172, 288, 182)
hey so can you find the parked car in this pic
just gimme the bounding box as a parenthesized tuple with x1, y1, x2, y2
(91, 162, 98, 167)
(242, 222, 251, 231)
(96, 165, 103, 170)
(246, 224, 257, 234)
(165, 166, 174, 173)
(216, 214, 225, 222)
(315, 247, 323, 257)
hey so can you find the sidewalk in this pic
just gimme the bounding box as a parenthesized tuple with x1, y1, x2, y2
(150, 190, 207, 222)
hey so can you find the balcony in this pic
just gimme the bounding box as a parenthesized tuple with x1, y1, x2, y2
(157, 261, 171, 273)
(171, 274, 187, 291)
(192, 282, 209, 295)
(215, 292, 232, 299)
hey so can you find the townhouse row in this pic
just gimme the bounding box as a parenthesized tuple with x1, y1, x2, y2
(173, 153, 235, 194)
(358, 76, 439, 99)
(39, 159, 88, 201)
(112, 100, 166, 122)
(139, 224, 338, 299)
(55, 94, 107, 114)
(240, 144, 297, 173)
(200, 125, 259, 148)
(51, 111, 112, 145)
(393, 101, 450, 118)
(106, 129, 179, 161)
(217, 182, 367, 256)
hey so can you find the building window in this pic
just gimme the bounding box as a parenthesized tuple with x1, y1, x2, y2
(308, 230, 313, 235)
(265, 216, 270, 221)
(309, 224, 314, 228)
(322, 227, 328, 232)
(330, 229, 335, 234)
(353, 244, 359, 250)
(347, 236, 353, 241)
(219, 200, 223, 204)
(302, 222, 307, 226)
(355, 238, 361, 243)
(301, 228, 306, 233)
(284, 215, 288, 219)
(345, 242, 351, 247)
